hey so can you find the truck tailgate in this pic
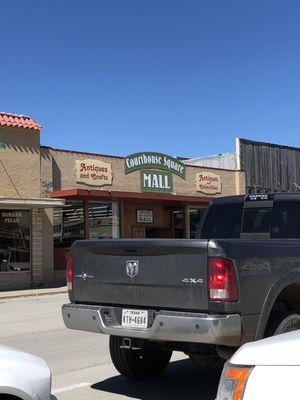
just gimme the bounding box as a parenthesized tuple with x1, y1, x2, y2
(71, 239, 209, 311)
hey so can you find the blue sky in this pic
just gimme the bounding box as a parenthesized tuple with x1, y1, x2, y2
(1, 0, 300, 158)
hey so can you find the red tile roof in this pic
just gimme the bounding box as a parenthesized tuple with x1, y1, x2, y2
(0, 112, 41, 131)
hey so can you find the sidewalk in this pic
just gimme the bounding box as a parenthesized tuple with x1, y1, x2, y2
(0, 286, 67, 300)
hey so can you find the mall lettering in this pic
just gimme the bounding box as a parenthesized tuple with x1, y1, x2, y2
(141, 170, 173, 193)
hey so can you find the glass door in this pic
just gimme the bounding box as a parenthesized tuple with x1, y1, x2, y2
(188, 207, 206, 238)
(171, 210, 185, 238)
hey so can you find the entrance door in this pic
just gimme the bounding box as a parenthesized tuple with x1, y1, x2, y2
(171, 210, 185, 238)
(132, 226, 146, 238)
(189, 207, 206, 238)
(132, 226, 172, 238)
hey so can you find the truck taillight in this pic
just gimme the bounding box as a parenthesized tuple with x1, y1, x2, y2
(208, 257, 238, 301)
(66, 255, 73, 292)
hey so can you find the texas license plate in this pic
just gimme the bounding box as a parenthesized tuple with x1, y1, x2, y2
(121, 309, 148, 329)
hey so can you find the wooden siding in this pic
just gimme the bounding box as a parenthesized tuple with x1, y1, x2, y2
(239, 138, 300, 193)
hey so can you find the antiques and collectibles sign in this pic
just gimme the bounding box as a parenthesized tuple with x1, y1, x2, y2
(196, 171, 222, 195)
(75, 159, 113, 187)
(125, 152, 185, 193)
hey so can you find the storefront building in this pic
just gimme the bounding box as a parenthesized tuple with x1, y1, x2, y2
(0, 112, 245, 290)
(0, 113, 65, 290)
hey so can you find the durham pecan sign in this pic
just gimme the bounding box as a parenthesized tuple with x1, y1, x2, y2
(75, 159, 113, 187)
(196, 171, 222, 195)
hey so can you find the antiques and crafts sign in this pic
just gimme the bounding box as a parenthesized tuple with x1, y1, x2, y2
(75, 159, 113, 187)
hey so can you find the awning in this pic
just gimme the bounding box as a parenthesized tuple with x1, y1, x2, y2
(0, 197, 65, 208)
(49, 189, 211, 205)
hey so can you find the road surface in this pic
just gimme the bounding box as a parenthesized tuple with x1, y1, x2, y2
(0, 293, 223, 399)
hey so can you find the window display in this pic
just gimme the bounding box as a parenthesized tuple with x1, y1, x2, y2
(54, 201, 84, 248)
(88, 201, 119, 239)
(0, 210, 30, 272)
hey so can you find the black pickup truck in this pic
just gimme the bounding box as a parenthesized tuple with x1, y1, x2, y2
(62, 192, 300, 379)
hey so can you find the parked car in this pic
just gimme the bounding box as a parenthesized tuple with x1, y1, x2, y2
(216, 329, 300, 400)
(63, 192, 300, 379)
(0, 344, 51, 400)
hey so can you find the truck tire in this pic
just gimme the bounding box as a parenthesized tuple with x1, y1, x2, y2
(109, 336, 172, 379)
(265, 311, 300, 336)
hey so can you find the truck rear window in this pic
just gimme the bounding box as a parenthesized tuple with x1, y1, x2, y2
(200, 203, 243, 239)
(242, 207, 272, 233)
(271, 201, 300, 238)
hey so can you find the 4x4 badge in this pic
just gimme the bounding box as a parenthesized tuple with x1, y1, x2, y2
(126, 260, 139, 278)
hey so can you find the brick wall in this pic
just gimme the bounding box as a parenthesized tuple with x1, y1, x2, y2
(0, 272, 31, 291)
(43, 147, 246, 197)
(31, 208, 43, 287)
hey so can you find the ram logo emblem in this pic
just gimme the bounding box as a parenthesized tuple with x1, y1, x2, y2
(126, 260, 139, 278)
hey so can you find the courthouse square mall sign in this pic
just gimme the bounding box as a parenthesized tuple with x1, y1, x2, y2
(125, 152, 186, 193)
(75, 159, 113, 187)
(125, 152, 186, 179)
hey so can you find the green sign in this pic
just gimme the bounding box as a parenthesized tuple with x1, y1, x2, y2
(141, 169, 173, 193)
(125, 152, 185, 179)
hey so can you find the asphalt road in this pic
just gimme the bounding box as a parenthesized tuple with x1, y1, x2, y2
(0, 293, 223, 400)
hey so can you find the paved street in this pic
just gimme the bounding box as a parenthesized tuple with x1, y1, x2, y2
(0, 293, 223, 400)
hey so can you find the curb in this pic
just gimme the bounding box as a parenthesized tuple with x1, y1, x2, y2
(0, 286, 68, 300)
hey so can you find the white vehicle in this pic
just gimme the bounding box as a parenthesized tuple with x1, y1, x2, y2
(0, 344, 51, 400)
(216, 329, 300, 400)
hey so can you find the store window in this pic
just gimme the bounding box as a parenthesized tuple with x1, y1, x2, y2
(54, 200, 84, 248)
(0, 210, 30, 272)
(189, 207, 206, 239)
(88, 201, 119, 239)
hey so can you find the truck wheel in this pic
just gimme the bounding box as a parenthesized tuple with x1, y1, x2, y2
(265, 311, 300, 336)
(109, 336, 172, 379)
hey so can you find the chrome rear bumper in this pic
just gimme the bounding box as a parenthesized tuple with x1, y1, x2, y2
(62, 303, 241, 346)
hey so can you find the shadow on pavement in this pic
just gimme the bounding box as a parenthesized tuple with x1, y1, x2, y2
(91, 358, 224, 400)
